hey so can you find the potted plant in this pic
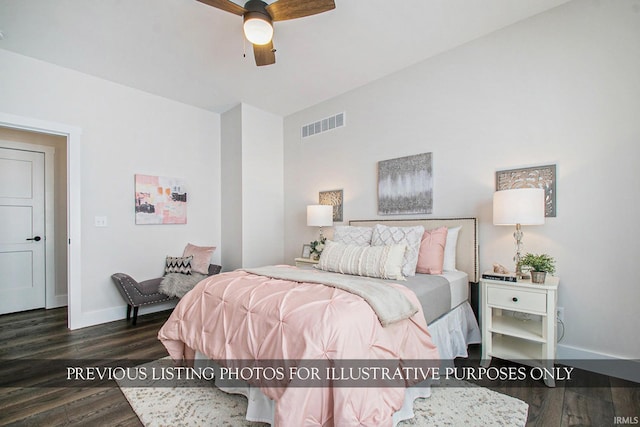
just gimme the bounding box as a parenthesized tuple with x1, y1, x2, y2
(519, 253, 556, 284)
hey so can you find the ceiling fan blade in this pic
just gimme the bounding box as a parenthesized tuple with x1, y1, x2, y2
(196, 0, 246, 16)
(253, 41, 276, 66)
(266, 0, 335, 21)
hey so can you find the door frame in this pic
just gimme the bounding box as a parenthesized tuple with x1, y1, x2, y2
(0, 112, 82, 329)
(0, 142, 57, 308)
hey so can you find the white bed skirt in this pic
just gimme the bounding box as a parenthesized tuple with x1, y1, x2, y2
(195, 301, 481, 426)
(429, 301, 481, 361)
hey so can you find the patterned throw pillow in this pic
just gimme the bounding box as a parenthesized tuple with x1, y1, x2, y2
(317, 240, 405, 280)
(165, 255, 193, 275)
(333, 226, 373, 246)
(416, 227, 448, 274)
(371, 224, 424, 277)
(183, 243, 216, 274)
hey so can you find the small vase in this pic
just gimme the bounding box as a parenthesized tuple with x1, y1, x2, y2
(531, 271, 546, 284)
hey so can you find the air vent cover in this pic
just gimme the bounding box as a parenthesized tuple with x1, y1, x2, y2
(301, 112, 345, 139)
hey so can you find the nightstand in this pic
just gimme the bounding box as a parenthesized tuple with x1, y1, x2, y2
(480, 275, 559, 387)
(294, 257, 319, 269)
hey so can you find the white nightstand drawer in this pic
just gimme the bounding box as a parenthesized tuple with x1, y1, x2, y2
(487, 287, 546, 313)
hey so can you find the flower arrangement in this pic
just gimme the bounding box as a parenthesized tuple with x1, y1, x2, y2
(309, 237, 326, 260)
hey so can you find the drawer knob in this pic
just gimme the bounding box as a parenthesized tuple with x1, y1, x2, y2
(512, 297, 518, 302)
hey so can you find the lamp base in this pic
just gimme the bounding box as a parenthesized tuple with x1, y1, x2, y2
(513, 223, 524, 278)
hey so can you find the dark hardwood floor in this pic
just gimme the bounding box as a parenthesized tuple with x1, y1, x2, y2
(0, 308, 638, 426)
(0, 307, 170, 426)
(457, 345, 639, 427)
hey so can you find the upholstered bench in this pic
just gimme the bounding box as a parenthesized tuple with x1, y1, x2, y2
(111, 264, 221, 325)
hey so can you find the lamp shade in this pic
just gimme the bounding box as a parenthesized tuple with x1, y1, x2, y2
(307, 205, 333, 227)
(493, 188, 545, 225)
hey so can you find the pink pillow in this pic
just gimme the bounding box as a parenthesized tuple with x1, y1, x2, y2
(183, 243, 216, 275)
(415, 227, 448, 275)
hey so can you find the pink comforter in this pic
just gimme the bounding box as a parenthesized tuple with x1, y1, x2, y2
(158, 268, 439, 426)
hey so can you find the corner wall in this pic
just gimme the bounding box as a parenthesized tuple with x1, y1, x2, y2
(221, 103, 284, 270)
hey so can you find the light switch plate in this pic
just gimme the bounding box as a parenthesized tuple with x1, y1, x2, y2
(95, 216, 108, 227)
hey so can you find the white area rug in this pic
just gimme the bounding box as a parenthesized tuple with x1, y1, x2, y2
(118, 360, 528, 427)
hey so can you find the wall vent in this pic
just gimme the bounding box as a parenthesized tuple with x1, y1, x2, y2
(301, 112, 345, 139)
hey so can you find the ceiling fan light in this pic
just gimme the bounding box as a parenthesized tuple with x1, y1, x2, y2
(243, 15, 273, 45)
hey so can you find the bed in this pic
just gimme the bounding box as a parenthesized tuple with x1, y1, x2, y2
(348, 218, 481, 363)
(158, 218, 481, 426)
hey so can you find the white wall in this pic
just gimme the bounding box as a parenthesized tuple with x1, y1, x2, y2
(283, 0, 640, 360)
(241, 104, 284, 268)
(221, 103, 285, 270)
(221, 105, 243, 271)
(0, 49, 221, 327)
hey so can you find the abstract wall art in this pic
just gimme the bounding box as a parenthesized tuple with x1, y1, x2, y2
(134, 174, 187, 224)
(378, 152, 433, 215)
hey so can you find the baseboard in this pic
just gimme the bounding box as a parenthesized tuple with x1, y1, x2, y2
(69, 301, 177, 330)
(46, 294, 68, 309)
(557, 343, 639, 383)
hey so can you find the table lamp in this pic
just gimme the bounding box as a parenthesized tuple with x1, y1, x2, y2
(493, 188, 545, 277)
(307, 205, 333, 240)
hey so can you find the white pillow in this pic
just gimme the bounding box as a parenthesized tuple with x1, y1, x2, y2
(317, 240, 405, 280)
(442, 226, 461, 271)
(333, 226, 373, 246)
(371, 224, 424, 277)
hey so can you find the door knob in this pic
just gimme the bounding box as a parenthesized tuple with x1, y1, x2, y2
(26, 236, 42, 242)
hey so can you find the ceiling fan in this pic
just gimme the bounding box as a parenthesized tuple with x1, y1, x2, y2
(197, 0, 335, 66)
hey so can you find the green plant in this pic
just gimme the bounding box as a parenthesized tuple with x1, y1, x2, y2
(519, 253, 556, 274)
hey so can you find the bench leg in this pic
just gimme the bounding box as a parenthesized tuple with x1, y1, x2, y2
(126, 304, 132, 321)
(132, 306, 139, 326)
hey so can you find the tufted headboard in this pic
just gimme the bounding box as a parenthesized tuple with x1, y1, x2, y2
(348, 218, 479, 282)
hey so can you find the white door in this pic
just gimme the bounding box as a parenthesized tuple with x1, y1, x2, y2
(0, 147, 46, 314)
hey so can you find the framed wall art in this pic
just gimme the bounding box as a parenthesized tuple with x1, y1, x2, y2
(496, 164, 556, 217)
(135, 174, 187, 224)
(319, 189, 343, 222)
(378, 152, 433, 215)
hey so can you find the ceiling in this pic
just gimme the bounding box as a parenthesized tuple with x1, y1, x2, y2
(0, 0, 569, 116)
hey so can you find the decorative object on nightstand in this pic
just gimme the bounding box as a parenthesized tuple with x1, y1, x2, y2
(309, 237, 326, 260)
(307, 204, 333, 240)
(481, 263, 517, 283)
(493, 188, 545, 278)
(519, 253, 556, 284)
(301, 244, 312, 259)
(480, 275, 559, 387)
